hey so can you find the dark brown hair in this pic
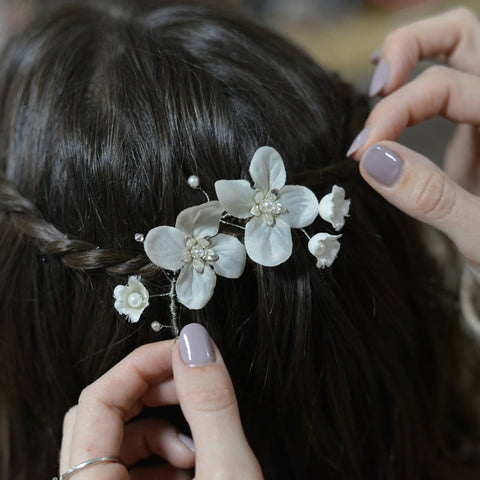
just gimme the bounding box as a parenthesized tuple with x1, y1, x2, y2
(1, 2, 479, 479)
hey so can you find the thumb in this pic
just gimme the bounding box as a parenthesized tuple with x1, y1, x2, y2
(172, 323, 263, 480)
(358, 142, 480, 268)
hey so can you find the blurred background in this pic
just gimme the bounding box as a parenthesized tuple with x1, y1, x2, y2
(1, 0, 479, 162)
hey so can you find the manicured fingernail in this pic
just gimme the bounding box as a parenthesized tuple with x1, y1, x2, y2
(179, 433, 196, 452)
(179, 323, 215, 366)
(369, 59, 389, 97)
(361, 144, 403, 186)
(347, 126, 370, 157)
(369, 46, 382, 64)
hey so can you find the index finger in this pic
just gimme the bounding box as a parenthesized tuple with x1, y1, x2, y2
(374, 7, 480, 96)
(349, 66, 480, 160)
(69, 340, 175, 472)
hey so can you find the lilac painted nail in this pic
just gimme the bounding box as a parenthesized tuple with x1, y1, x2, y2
(179, 323, 215, 366)
(347, 126, 370, 157)
(369, 59, 389, 97)
(369, 46, 382, 65)
(179, 433, 196, 452)
(361, 145, 403, 186)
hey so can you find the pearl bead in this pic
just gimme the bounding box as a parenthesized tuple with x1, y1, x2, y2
(127, 292, 143, 308)
(254, 190, 264, 203)
(151, 321, 162, 332)
(134, 233, 145, 243)
(204, 250, 219, 262)
(250, 205, 260, 216)
(260, 199, 273, 212)
(191, 245, 205, 259)
(185, 237, 196, 249)
(187, 175, 200, 189)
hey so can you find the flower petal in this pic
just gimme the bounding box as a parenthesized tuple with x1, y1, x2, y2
(122, 307, 143, 323)
(113, 285, 126, 301)
(209, 233, 246, 278)
(176, 264, 217, 310)
(249, 146, 286, 192)
(308, 232, 342, 269)
(144, 226, 186, 271)
(245, 216, 292, 267)
(175, 201, 223, 238)
(318, 185, 350, 231)
(215, 179, 254, 219)
(277, 185, 318, 228)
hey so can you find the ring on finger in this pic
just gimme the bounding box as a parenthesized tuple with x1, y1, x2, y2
(53, 456, 121, 480)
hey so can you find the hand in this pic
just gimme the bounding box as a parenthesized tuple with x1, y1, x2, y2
(347, 7, 480, 273)
(58, 323, 262, 479)
(173, 323, 262, 479)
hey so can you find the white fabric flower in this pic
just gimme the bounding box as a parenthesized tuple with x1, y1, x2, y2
(308, 233, 342, 269)
(215, 146, 318, 267)
(143, 201, 246, 310)
(114, 276, 150, 323)
(318, 185, 350, 231)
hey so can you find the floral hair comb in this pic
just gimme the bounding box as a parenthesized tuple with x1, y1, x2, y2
(113, 146, 350, 334)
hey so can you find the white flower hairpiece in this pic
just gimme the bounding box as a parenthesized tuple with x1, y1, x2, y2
(113, 146, 351, 331)
(113, 275, 149, 323)
(308, 233, 342, 269)
(215, 146, 318, 267)
(318, 185, 350, 231)
(143, 201, 246, 310)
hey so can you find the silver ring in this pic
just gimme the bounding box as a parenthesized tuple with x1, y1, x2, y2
(53, 456, 120, 480)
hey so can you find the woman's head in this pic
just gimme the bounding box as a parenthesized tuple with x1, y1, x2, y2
(0, 2, 479, 479)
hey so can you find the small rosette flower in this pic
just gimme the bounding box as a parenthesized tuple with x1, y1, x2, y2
(215, 146, 318, 267)
(114, 276, 150, 323)
(143, 201, 246, 310)
(318, 185, 350, 231)
(308, 233, 342, 269)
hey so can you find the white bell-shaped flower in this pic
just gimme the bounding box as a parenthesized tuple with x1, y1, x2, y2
(308, 233, 342, 269)
(143, 201, 246, 310)
(114, 276, 150, 323)
(215, 146, 318, 267)
(318, 185, 350, 231)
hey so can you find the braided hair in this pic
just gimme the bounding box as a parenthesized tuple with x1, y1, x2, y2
(1, 2, 480, 479)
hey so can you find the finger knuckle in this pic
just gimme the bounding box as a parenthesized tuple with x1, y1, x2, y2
(418, 66, 451, 102)
(188, 384, 236, 414)
(383, 27, 411, 51)
(413, 172, 456, 220)
(453, 7, 478, 26)
(77, 384, 94, 406)
(62, 406, 78, 429)
(421, 64, 449, 81)
(64, 405, 78, 421)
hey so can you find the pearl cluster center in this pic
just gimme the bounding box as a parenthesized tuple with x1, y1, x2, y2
(181, 237, 219, 273)
(250, 189, 287, 226)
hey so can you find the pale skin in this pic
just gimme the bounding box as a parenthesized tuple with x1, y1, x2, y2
(350, 7, 480, 272)
(59, 8, 480, 479)
(59, 338, 263, 479)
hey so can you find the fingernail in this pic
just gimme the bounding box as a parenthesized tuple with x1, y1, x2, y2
(361, 144, 403, 186)
(369, 59, 389, 97)
(179, 323, 215, 366)
(347, 126, 370, 157)
(179, 433, 196, 452)
(369, 46, 382, 64)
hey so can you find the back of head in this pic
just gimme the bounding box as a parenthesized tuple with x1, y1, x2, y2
(1, 2, 479, 479)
